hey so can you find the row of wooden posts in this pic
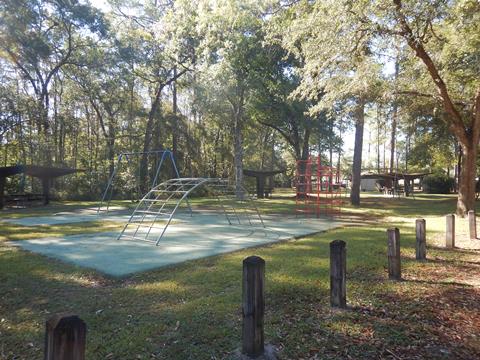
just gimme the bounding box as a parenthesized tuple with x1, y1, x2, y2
(43, 211, 477, 360)
(446, 210, 478, 247)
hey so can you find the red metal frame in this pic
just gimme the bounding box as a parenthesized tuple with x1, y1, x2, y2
(295, 156, 342, 217)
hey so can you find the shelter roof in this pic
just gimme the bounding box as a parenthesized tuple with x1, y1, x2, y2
(0, 165, 78, 179)
(243, 169, 286, 178)
(361, 172, 430, 181)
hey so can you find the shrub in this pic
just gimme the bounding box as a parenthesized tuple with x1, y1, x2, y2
(422, 173, 454, 194)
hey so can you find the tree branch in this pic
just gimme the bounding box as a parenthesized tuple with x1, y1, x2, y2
(392, 0, 468, 144)
(395, 90, 469, 107)
(256, 118, 294, 147)
(5, 49, 39, 95)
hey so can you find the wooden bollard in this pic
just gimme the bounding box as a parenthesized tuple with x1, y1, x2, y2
(45, 314, 86, 360)
(330, 240, 346, 308)
(387, 228, 401, 280)
(415, 219, 426, 260)
(468, 210, 477, 240)
(242, 256, 265, 357)
(446, 214, 455, 248)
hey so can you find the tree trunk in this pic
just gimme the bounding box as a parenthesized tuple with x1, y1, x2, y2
(172, 66, 179, 161)
(337, 150, 341, 183)
(140, 86, 162, 192)
(107, 136, 115, 176)
(260, 130, 269, 169)
(234, 108, 244, 196)
(455, 142, 461, 193)
(405, 130, 410, 172)
(457, 140, 477, 216)
(232, 83, 245, 197)
(301, 127, 311, 160)
(337, 120, 343, 183)
(389, 107, 397, 173)
(376, 107, 381, 174)
(350, 99, 365, 206)
(389, 60, 399, 173)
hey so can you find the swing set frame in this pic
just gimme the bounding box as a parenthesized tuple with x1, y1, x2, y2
(97, 150, 180, 214)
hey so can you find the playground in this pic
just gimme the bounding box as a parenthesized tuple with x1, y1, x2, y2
(6, 208, 342, 276)
(1, 1, 479, 358)
(1, 150, 480, 360)
(0, 154, 347, 277)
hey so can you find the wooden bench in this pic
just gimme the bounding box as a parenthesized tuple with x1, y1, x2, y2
(5, 193, 44, 207)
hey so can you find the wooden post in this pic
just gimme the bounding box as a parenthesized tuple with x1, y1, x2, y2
(415, 219, 426, 260)
(468, 210, 477, 240)
(0, 176, 5, 209)
(44, 314, 86, 360)
(256, 176, 265, 199)
(387, 228, 401, 280)
(42, 177, 50, 205)
(446, 214, 455, 248)
(242, 256, 265, 358)
(330, 240, 346, 308)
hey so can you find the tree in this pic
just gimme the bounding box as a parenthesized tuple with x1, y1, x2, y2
(110, 0, 196, 189)
(69, 40, 130, 175)
(394, 0, 480, 215)
(249, 47, 318, 162)
(0, 0, 105, 164)
(196, 0, 270, 194)
(344, 0, 480, 215)
(269, 0, 383, 205)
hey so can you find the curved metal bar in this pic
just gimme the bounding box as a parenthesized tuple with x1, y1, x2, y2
(154, 178, 210, 245)
(117, 177, 265, 246)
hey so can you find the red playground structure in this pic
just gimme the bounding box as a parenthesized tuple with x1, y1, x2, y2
(295, 156, 343, 217)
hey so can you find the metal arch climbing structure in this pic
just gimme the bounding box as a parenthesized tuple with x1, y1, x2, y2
(117, 178, 265, 246)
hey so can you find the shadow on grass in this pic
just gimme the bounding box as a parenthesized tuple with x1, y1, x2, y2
(425, 257, 480, 267)
(405, 278, 475, 287)
(344, 194, 459, 217)
(324, 284, 480, 359)
(429, 245, 480, 254)
(1, 212, 479, 359)
(0, 221, 123, 242)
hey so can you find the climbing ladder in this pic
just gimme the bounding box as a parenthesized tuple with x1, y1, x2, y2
(117, 178, 264, 246)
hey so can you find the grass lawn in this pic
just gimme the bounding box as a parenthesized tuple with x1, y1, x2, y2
(0, 192, 479, 359)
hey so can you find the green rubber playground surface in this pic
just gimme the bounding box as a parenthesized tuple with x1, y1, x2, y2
(10, 211, 344, 276)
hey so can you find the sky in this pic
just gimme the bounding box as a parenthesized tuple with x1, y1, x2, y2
(90, 0, 110, 12)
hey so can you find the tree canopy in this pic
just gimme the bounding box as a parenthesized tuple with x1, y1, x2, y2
(1, 0, 478, 213)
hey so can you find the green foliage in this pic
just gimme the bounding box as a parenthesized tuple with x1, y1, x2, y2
(405, 102, 456, 171)
(422, 173, 454, 194)
(268, 0, 384, 112)
(0, 0, 477, 204)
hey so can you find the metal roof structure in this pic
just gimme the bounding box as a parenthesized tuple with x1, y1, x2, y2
(243, 168, 286, 198)
(0, 165, 78, 208)
(360, 172, 430, 181)
(0, 165, 77, 179)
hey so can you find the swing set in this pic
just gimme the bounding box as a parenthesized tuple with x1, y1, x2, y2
(97, 150, 180, 214)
